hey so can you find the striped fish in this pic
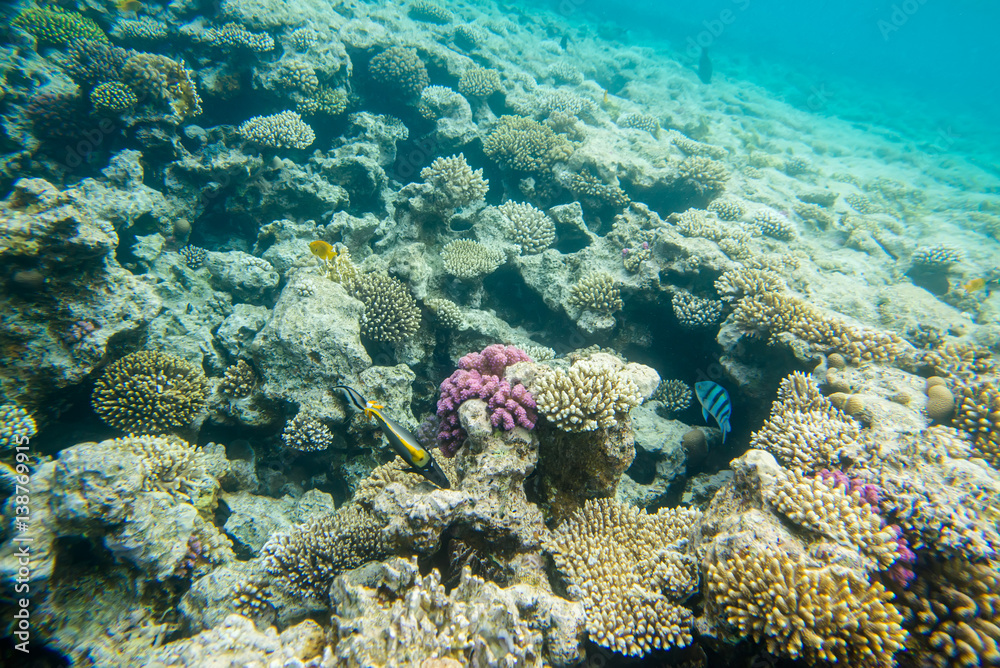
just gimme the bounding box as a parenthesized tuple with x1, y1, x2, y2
(695, 381, 731, 443)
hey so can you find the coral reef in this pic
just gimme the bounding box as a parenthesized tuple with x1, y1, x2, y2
(441, 239, 505, 279)
(238, 111, 316, 150)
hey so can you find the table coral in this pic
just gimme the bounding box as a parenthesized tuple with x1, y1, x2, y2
(441, 239, 504, 279)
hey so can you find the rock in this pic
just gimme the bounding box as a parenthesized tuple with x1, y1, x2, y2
(217, 304, 271, 358)
(205, 251, 280, 305)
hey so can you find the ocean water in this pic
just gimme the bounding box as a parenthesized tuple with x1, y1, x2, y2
(572, 0, 1000, 168)
(1, 0, 999, 665)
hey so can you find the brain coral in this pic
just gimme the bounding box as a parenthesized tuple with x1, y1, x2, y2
(369, 46, 430, 98)
(483, 115, 573, 173)
(544, 498, 701, 656)
(237, 111, 316, 150)
(92, 351, 209, 434)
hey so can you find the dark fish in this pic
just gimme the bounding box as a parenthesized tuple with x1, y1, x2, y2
(560, 34, 569, 50)
(695, 381, 731, 443)
(698, 47, 713, 84)
(335, 385, 451, 488)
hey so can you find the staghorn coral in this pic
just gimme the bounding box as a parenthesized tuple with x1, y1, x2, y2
(1, 404, 36, 450)
(706, 545, 905, 667)
(895, 557, 1000, 668)
(544, 498, 700, 656)
(955, 380, 1000, 468)
(921, 342, 995, 380)
(122, 53, 202, 120)
(458, 67, 502, 98)
(499, 201, 556, 254)
(483, 115, 573, 173)
(237, 111, 315, 150)
(568, 272, 623, 314)
(369, 46, 429, 98)
(92, 351, 209, 435)
(419, 154, 489, 209)
(260, 504, 387, 600)
(424, 297, 465, 329)
(750, 372, 865, 471)
(218, 360, 255, 399)
(13, 6, 108, 46)
(672, 292, 724, 328)
(441, 239, 504, 279)
(529, 354, 643, 432)
(349, 271, 421, 343)
(281, 412, 334, 452)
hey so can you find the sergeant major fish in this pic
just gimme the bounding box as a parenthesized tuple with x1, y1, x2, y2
(695, 381, 731, 443)
(334, 385, 451, 489)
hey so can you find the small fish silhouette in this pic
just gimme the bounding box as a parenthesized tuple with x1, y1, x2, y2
(115, 0, 142, 12)
(695, 381, 731, 443)
(698, 47, 713, 84)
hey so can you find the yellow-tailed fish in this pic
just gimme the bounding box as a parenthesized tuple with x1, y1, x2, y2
(309, 240, 336, 261)
(115, 0, 142, 12)
(962, 277, 986, 294)
(334, 385, 450, 488)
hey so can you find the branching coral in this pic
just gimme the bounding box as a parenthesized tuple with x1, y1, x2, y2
(92, 351, 209, 434)
(281, 412, 334, 452)
(483, 115, 573, 173)
(218, 360, 255, 399)
(0, 404, 36, 450)
(436, 345, 535, 456)
(529, 354, 643, 432)
(238, 111, 315, 150)
(419, 154, 489, 209)
(260, 504, 387, 600)
(458, 67, 502, 98)
(424, 298, 465, 329)
(13, 6, 108, 46)
(733, 292, 911, 365)
(441, 240, 504, 279)
(568, 272, 623, 314)
(122, 53, 202, 120)
(672, 292, 723, 328)
(955, 380, 1000, 467)
(350, 271, 422, 343)
(650, 379, 692, 415)
(499, 201, 556, 254)
(675, 156, 728, 195)
(544, 498, 700, 656)
(706, 545, 905, 667)
(369, 46, 429, 98)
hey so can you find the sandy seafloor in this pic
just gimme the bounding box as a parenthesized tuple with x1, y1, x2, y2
(0, 0, 999, 666)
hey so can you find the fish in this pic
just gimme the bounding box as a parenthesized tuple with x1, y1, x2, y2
(334, 385, 451, 489)
(309, 240, 336, 261)
(698, 47, 713, 84)
(115, 0, 142, 12)
(695, 381, 731, 443)
(962, 276, 998, 297)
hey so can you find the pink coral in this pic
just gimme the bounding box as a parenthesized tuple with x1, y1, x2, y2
(436, 345, 535, 457)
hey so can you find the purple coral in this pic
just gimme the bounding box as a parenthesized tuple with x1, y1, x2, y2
(816, 469, 916, 587)
(436, 345, 536, 457)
